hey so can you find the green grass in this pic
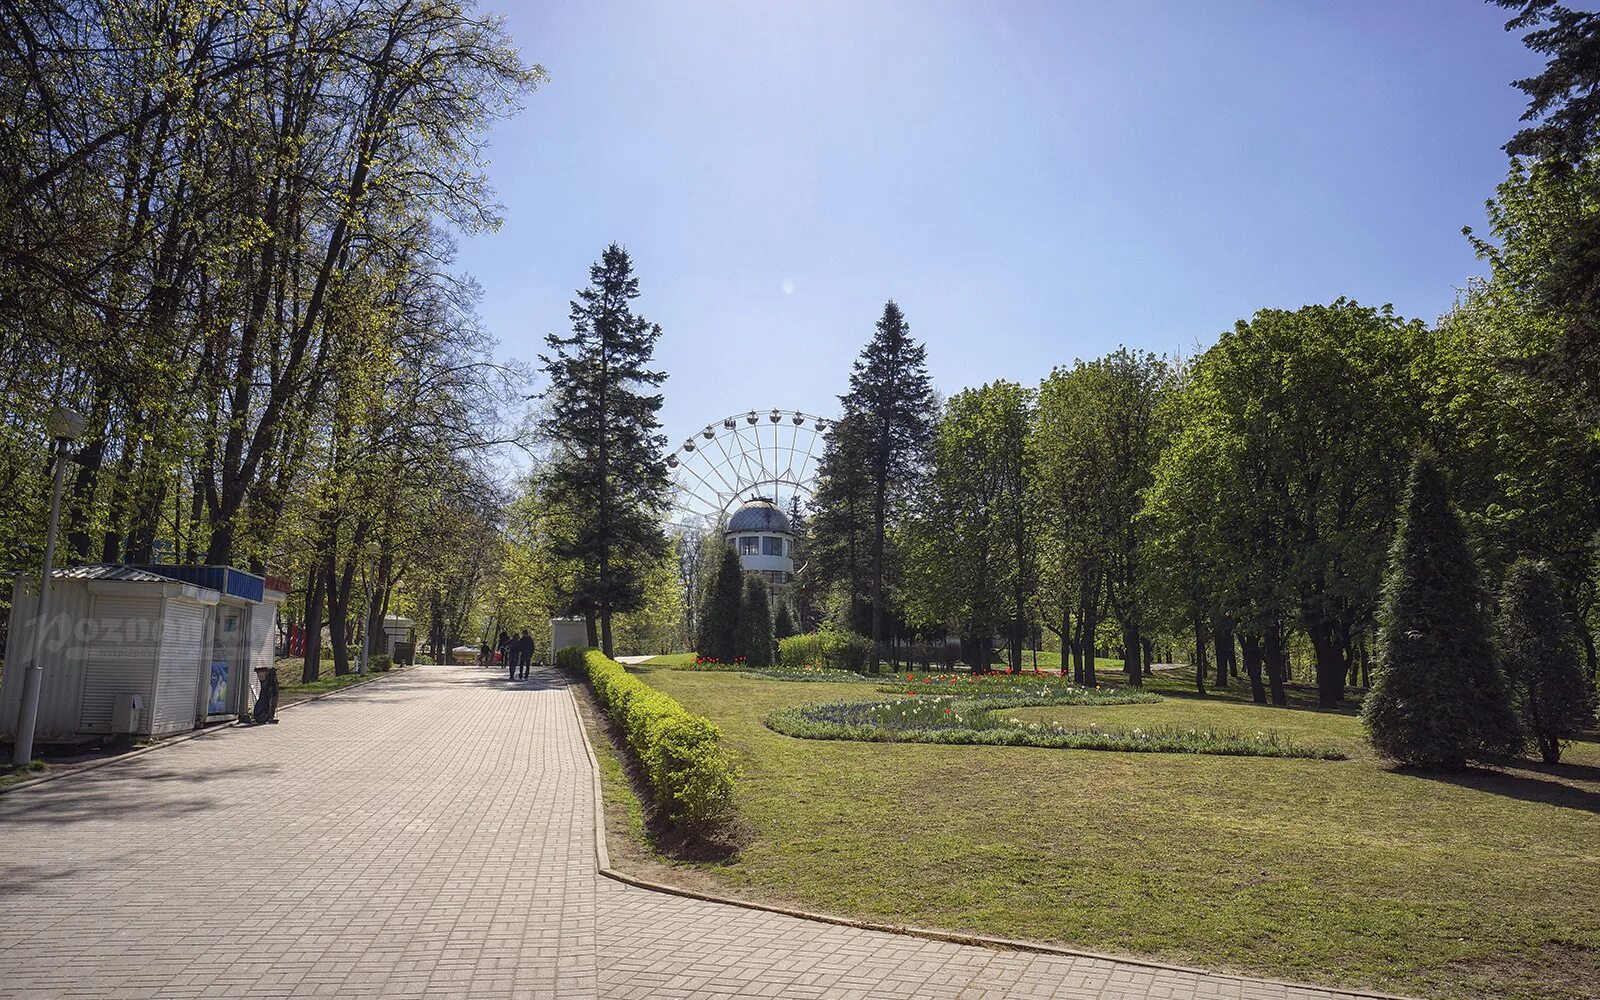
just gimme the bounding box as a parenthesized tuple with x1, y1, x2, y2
(275, 658, 401, 698)
(641, 652, 701, 667)
(0, 759, 48, 790)
(607, 664, 1600, 1000)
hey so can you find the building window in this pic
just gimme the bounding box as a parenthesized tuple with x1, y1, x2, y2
(737, 536, 759, 556)
(762, 536, 785, 557)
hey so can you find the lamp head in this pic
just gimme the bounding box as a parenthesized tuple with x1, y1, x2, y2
(46, 407, 87, 442)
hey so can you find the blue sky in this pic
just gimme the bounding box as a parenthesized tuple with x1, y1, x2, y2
(456, 1, 1543, 448)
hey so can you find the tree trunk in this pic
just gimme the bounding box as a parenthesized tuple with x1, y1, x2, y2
(1240, 631, 1267, 704)
(1123, 620, 1142, 688)
(1193, 616, 1208, 695)
(302, 566, 324, 686)
(1307, 618, 1346, 708)
(1141, 636, 1154, 676)
(1212, 616, 1233, 689)
(1264, 623, 1288, 706)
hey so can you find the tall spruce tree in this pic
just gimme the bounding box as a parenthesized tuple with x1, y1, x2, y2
(838, 301, 936, 673)
(807, 412, 876, 633)
(740, 576, 774, 666)
(1362, 455, 1520, 768)
(1497, 558, 1598, 764)
(539, 244, 669, 657)
(698, 545, 744, 662)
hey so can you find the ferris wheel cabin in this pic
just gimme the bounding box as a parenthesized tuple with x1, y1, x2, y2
(725, 496, 794, 597)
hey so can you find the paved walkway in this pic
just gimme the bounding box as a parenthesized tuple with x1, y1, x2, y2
(0, 663, 1374, 999)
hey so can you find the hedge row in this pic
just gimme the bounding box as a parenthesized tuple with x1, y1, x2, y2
(776, 629, 873, 672)
(558, 646, 737, 833)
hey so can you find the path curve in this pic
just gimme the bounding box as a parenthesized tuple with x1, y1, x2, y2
(0, 662, 1392, 999)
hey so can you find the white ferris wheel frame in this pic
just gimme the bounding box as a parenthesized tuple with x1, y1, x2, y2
(666, 408, 831, 525)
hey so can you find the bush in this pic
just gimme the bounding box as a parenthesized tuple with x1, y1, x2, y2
(575, 648, 737, 832)
(1363, 455, 1520, 768)
(1497, 558, 1598, 765)
(371, 654, 393, 673)
(778, 629, 872, 672)
(739, 576, 773, 667)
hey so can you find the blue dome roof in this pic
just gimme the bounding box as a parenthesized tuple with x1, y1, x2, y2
(727, 497, 791, 534)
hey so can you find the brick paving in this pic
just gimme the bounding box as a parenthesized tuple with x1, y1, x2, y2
(0, 663, 1381, 999)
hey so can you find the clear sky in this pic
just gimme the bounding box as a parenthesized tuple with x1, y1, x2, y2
(455, 1, 1545, 450)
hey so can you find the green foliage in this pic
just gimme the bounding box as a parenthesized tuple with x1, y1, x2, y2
(777, 629, 872, 672)
(1363, 456, 1521, 768)
(579, 649, 738, 832)
(772, 600, 797, 641)
(1497, 558, 1598, 764)
(739, 576, 773, 667)
(696, 546, 743, 663)
(370, 655, 393, 673)
(903, 380, 1034, 670)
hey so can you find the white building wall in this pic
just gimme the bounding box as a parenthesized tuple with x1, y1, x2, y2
(0, 576, 93, 741)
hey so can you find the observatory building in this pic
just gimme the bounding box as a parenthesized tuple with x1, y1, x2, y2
(725, 496, 794, 595)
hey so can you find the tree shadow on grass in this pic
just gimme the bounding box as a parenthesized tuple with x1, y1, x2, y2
(1403, 763, 1600, 816)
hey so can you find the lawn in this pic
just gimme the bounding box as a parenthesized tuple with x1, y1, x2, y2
(598, 663, 1600, 1000)
(274, 658, 405, 701)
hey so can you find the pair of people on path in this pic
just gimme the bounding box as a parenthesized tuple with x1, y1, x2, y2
(504, 629, 534, 681)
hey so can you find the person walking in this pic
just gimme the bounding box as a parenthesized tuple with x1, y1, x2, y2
(496, 630, 510, 674)
(517, 629, 534, 680)
(506, 629, 520, 681)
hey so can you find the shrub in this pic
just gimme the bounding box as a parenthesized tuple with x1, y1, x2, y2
(697, 547, 743, 663)
(779, 629, 872, 672)
(578, 649, 737, 832)
(1497, 558, 1598, 764)
(739, 576, 773, 666)
(773, 601, 797, 641)
(371, 654, 393, 673)
(1363, 455, 1520, 768)
(555, 645, 588, 674)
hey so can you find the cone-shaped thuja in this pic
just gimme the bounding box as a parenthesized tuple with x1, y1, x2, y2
(1362, 454, 1519, 768)
(1497, 558, 1597, 765)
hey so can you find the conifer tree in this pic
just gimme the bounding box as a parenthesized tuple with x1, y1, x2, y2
(1497, 558, 1598, 764)
(1362, 455, 1520, 768)
(773, 599, 797, 641)
(539, 244, 669, 658)
(837, 301, 936, 673)
(739, 576, 773, 666)
(697, 545, 743, 662)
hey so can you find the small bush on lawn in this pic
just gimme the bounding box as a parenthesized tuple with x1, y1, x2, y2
(562, 646, 737, 833)
(778, 629, 872, 672)
(371, 654, 392, 672)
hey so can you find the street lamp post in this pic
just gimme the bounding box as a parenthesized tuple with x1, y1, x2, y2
(357, 540, 382, 676)
(12, 407, 87, 766)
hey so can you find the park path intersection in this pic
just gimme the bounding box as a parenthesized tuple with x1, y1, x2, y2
(0, 663, 1375, 999)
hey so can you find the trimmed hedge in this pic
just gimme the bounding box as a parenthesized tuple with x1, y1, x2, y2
(777, 629, 873, 672)
(558, 646, 737, 833)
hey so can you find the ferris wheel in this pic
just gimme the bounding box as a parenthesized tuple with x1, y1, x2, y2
(666, 409, 831, 524)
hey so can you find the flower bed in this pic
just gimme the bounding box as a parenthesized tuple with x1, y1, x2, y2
(877, 670, 1126, 695)
(767, 689, 1345, 759)
(738, 666, 879, 683)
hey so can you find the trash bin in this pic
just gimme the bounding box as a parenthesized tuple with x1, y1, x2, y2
(252, 666, 279, 724)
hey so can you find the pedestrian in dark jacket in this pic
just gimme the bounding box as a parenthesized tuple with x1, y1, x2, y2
(504, 629, 518, 681)
(517, 629, 534, 680)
